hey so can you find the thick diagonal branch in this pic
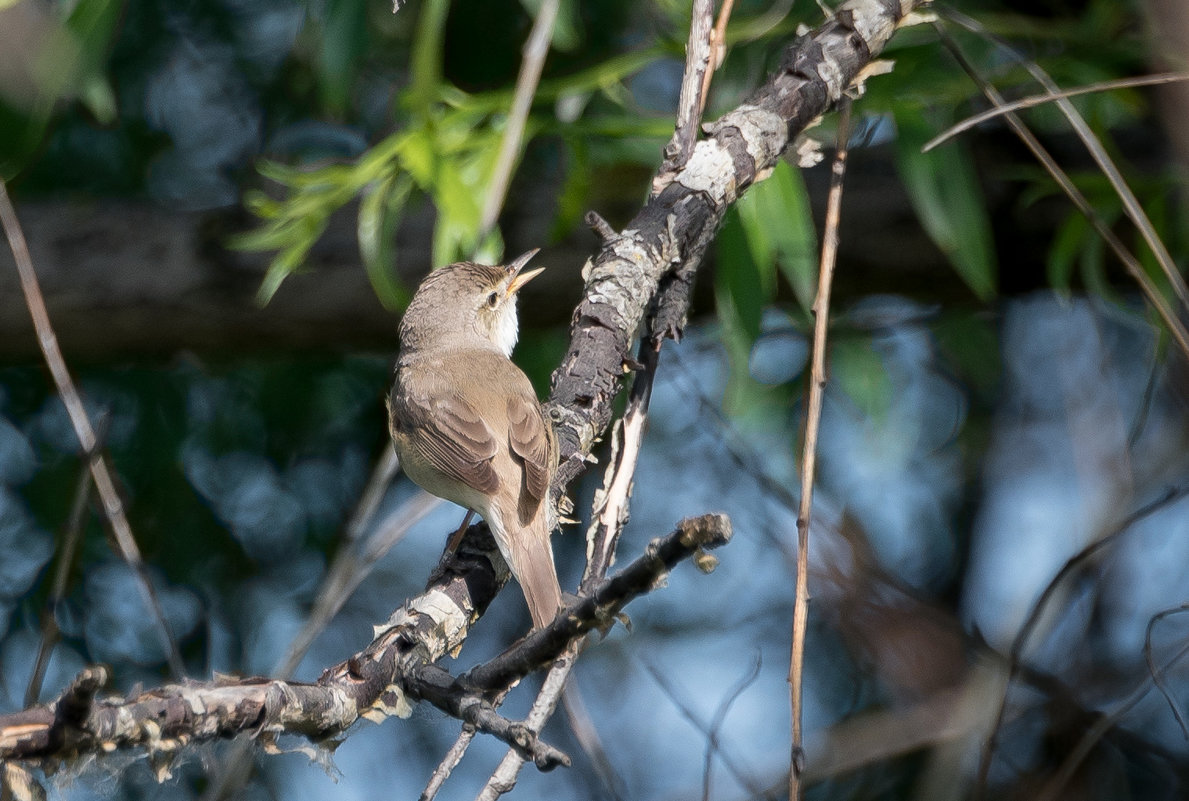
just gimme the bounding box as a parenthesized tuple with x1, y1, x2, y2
(548, 0, 922, 489)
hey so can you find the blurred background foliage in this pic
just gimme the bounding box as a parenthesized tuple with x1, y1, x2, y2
(2, 0, 1189, 799)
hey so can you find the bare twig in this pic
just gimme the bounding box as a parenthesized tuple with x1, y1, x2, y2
(476, 643, 579, 800)
(1145, 604, 1189, 741)
(703, 653, 764, 801)
(789, 97, 851, 801)
(0, 515, 730, 765)
(0, 181, 185, 679)
(640, 659, 770, 800)
(478, 0, 561, 237)
(932, 23, 1189, 364)
(26, 454, 94, 707)
(583, 340, 661, 589)
(700, 0, 738, 112)
(421, 726, 476, 801)
(653, 0, 715, 196)
(923, 72, 1189, 152)
(406, 664, 572, 770)
(1035, 635, 1189, 801)
(973, 484, 1189, 796)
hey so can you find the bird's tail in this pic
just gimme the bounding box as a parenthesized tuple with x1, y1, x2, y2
(501, 517, 563, 629)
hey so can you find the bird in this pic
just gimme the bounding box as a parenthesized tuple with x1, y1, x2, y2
(387, 250, 562, 628)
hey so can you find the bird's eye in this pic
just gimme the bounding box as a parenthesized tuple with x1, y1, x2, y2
(486, 291, 500, 308)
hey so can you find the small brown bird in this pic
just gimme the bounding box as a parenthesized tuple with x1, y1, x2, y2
(388, 251, 562, 628)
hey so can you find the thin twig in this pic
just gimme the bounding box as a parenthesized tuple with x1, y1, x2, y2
(476, 644, 578, 800)
(25, 454, 94, 707)
(654, 0, 715, 196)
(478, 0, 561, 237)
(1035, 636, 1189, 801)
(972, 484, 1189, 797)
(703, 652, 764, 801)
(640, 659, 771, 800)
(942, 8, 1189, 315)
(931, 22, 1189, 365)
(583, 340, 661, 589)
(1145, 604, 1189, 741)
(420, 726, 476, 801)
(789, 97, 851, 801)
(700, 0, 737, 113)
(0, 181, 185, 679)
(923, 72, 1189, 152)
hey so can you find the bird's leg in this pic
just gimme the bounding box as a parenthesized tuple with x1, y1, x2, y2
(445, 510, 475, 558)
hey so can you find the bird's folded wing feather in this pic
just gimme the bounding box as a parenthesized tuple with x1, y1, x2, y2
(506, 395, 552, 525)
(399, 390, 500, 495)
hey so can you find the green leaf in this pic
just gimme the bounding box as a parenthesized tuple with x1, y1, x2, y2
(1079, 224, 1113, 302)
(408, 0, 450, 113)
(717, 208, 768, 342)
(1047, 211, 1086, 295)
(895, 107, 997, 301)
(60, 0, 122, 122)
(318, 0, 369, 116)
(737, 159, 817, 312)
(358, 174, 412, 311)
(550, 138, 590, 241)
(715, 210, 764, 415)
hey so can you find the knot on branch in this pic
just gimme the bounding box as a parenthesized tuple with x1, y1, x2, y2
(55, 666, 109, 727)
(584, 211, 619, 244)
(677, 513, 733, 550)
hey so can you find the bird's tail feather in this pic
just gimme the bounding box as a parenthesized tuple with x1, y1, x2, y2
(502, 519, 562, 629)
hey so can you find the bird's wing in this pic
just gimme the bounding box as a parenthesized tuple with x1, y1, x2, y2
(506, 394, 554, 525)
(394, 386, 500, 496)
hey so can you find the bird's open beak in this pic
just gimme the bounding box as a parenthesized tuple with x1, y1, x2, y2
(506, 249, 544, 295)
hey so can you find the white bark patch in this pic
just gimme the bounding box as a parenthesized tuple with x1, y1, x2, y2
(849, 58, 896, 98)
(900, 9, 938, 26)
(714, 105, 789, 170)
(845, 0, 897, 47)
(795, 136, 825, 168)
(411, 588, 471, 647)
(816, 53, 846, 103)
(675, 141, 738, 204)
(362, 686, 412, 722)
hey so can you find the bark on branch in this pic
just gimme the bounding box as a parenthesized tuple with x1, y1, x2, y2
(547, 0, 923, 488)
(0, 515, 731, 767)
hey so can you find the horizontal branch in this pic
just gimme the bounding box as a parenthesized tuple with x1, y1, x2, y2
(0, 515, 730, 766)
(465, 513, 732, 690)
